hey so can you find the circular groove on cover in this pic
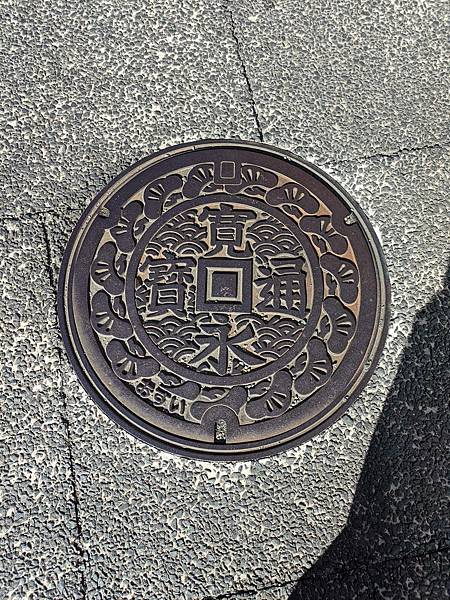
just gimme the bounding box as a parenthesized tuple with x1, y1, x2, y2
(58, 140, 390, 460)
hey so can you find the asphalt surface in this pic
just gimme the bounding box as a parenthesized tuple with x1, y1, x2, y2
(1, 0, 449, 598)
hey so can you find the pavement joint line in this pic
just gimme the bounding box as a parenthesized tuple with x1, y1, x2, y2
(225, 0, 264, 143)
(41, 215, 89, 599)
(0, 206, 82, 223)
(0, 139, 448, 225)
(200, 544, 450, 599)
(319, 140, 449, 168)
(199, 577, 298, 600)
(293, 543, 450, 589)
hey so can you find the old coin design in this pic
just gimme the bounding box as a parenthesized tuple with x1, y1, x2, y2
(59, 140, 390, 460)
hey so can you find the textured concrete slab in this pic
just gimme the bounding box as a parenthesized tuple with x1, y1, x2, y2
(290, 236, 450, 598)
(223, 584, 296, 600)
(1, 0, 448, 597)
(0, 218, 82, 599)
(291, 550, 450, 599)
(228, 0, 449, 163)
(0, 0, 256, 219)
(42, 145, 449, 599)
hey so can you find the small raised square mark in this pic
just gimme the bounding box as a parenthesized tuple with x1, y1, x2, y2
(220, 161, 236, 179)
(213, 160, 242, 184)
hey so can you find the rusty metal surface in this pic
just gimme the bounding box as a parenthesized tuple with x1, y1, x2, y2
(58, 140, 390, 460)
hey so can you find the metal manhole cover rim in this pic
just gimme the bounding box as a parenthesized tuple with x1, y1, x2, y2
(58, 138, 391, 461)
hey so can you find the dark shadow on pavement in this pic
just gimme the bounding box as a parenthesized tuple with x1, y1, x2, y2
(289, 263, 450, 599)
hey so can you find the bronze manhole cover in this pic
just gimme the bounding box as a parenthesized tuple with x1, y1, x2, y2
(59, 140, 390, 460)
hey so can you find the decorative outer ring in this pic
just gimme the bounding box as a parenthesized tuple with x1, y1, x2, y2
(58, 139, 391, 462)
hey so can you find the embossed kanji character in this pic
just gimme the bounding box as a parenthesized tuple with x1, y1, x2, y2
(199, 204, 256, 257)
(190, 323, 264, 375)
(256, 257, 308, 317)
(139, 251, 194, 316)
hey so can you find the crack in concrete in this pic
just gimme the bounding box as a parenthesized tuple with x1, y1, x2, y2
(293, 544, 450, 592)
(200, 545, 450, 600)
(200, 574, 307, 600)
(0, 140, 447, 225)
(320, 141, 448, 168)
(0, 206, 82, 222)
(200, 577, 298, 600)
(41, 217, 88, 600)
(226, 1, 264, 143)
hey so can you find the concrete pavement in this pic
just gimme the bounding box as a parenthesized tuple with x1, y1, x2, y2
(1, 0, 448, 598)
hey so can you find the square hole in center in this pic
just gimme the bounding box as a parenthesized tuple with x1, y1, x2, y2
(196, 258, 252, 313)
(211, 271, 239, 299)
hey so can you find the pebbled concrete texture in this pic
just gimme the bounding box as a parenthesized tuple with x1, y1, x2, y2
(228, 0, 450, 163)
(0, 218, 82, 599)
(0, 0, 257, 219)
(44, 146, 449, 600)
(1, 0, 449, 599)
(294, 551, 450, 600)
(289, 176, 450, 599)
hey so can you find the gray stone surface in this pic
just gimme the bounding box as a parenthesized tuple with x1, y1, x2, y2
(289, 223, 450, 599)
(293, 550, 450, 600)
(229, 0, 449, 163)
(43, 146, 449, 599)
(0, 0, 256, 219)
(1, 0, 449, 598)
(0, 218, 82, 599)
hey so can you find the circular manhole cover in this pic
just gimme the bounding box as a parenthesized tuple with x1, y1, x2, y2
(59, 140, 390, 460)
